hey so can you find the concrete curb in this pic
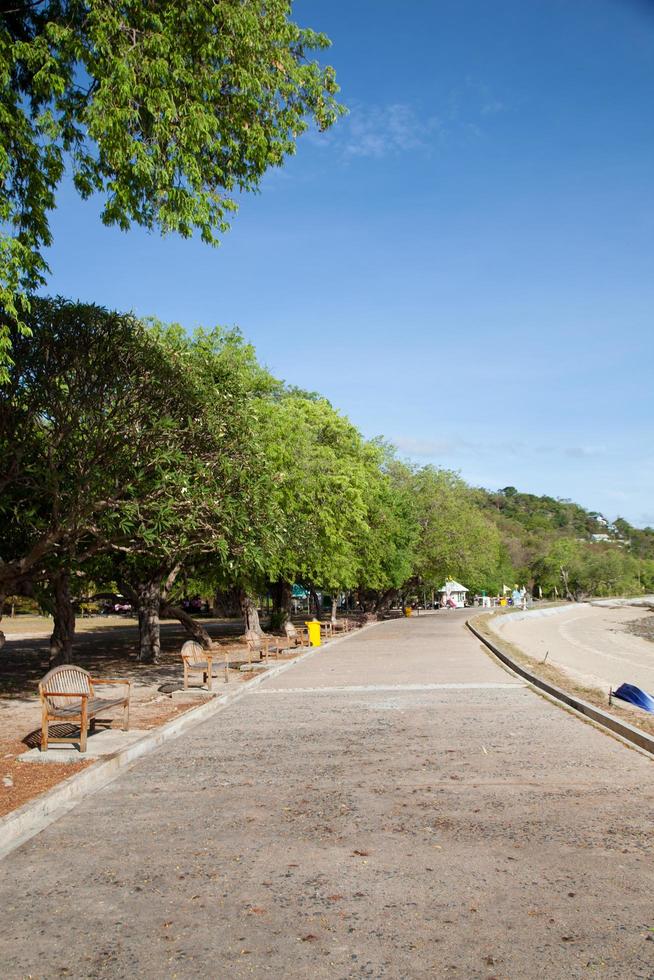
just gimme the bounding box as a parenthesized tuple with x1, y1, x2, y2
(0, 622, 376, 860)
(467, 615, 654, 758)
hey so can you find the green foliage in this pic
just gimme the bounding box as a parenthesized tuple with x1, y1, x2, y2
(477, 486, 654, 597)
(0, 1, 343, 377)
(482, 487, 603, 537)
(401, 467, 508, 594)
(532, 537, 648, 599)
(0, 296, 190, 589)
(102, 320, 283, 594)
(0, 297, 269, 595)
(2, 296, 650, 613)
(354, 457, 417, 595)
(257, 393, 374, 590)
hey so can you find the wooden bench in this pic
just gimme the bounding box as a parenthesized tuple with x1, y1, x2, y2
(39, 665, 130, 753)
(284, 622, 310, 648)
(245, 633, 291, 664)
(181, 640, 227, 690)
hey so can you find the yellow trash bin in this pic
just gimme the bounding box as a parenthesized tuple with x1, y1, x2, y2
(305, 620, 322, 646)
(404, 606, 412, 617)
(499, 597, 507, 607)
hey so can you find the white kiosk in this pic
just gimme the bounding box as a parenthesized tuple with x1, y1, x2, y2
(437, 580, 469, 609)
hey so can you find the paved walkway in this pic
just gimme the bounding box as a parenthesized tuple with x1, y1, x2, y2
(1, 612, 653, 979)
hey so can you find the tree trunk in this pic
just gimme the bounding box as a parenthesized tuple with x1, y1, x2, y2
(163, 604, 212, 648)
(560, 567, 574, 602)
(136, 580, 162, 664)
(270, 579, 292, 630)
(308, 586, 321, 620)
(239, 591, 263, 640)
(212, 586, 241, 618)
(356, 587, 397, 624)
(330, 595, 338, 623)
(376, 588, 398, 616)
(358, 589, 379, 622)
(359, 589, 377, 625)
(49, 570, 76, 665)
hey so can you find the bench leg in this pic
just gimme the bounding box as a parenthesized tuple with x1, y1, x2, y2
(41, 705, 49, 752)
(90, 718, 96, 733)
(184, 661, 189, 690)
(207, 657, 213, 691)
(80, 701, 88, 753)
(123, 700, 129, 732)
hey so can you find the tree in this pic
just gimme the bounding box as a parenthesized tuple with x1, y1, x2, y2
(0, 1, 343, 375)
(105, 322, 280, 662)
(0, 298, 271, 662)
(257, 392, 374, 625)
(406, 467, 506, 594)
(353, 456, 417, 617)
(532, 538, 586, 600)
(0, 297, 196, 601)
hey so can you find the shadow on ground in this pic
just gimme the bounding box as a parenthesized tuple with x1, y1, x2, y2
(0, 618, 248, 700)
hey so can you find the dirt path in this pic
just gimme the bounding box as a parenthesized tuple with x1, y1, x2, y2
(495, 604, 654, 694)
(1, 612, 653, 979)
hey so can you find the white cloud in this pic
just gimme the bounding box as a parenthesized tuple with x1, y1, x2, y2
(481, 98, 506, 116)
(306, 80, 509, 161)
(393, 436, 462, 457)
(343, 103, 441, 158)
(563, 445, 607, 458)
(393, 434, 610, 464)
(393, 435, 524, 459)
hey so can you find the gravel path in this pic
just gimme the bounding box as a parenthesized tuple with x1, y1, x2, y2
(1, 612, 653, 979)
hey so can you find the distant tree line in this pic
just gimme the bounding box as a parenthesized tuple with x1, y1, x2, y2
(479, 487, 654, 602)
(1, 299, 652, 664)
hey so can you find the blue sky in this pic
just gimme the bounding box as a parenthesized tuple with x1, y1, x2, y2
(43, 0, 654, 525)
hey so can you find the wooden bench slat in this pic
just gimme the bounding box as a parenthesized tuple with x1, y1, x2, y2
(180, 659, 213, 670)
(47, 696, 127, 718)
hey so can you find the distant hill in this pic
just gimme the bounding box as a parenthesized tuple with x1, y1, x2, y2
(474, 486, 654, 597)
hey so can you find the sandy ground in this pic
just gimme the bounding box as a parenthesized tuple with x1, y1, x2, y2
(495, 605, 654, 695)
(1, 611, 653, 979)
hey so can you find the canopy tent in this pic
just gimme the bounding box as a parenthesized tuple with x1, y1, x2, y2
(436, 580, 469, 609)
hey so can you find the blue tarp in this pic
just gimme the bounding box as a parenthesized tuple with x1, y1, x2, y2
(613, 683, 654, 713)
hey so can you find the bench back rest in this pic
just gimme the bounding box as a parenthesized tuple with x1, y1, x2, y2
(181, 640, 206, 664)
(39, 665, 92, 709)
